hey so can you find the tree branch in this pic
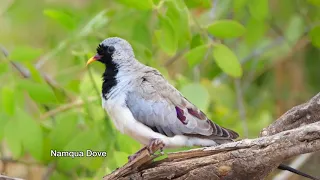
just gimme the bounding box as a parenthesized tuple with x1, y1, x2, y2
(103, 93, 320, 180)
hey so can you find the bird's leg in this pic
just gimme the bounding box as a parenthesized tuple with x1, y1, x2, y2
(127, 138, 165, 162)
(146, 138, 165, 156)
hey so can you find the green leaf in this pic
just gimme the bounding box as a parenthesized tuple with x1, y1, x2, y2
(307, 0, 320, 6)
(18, 110, 43, 160)
(185, 0, 211, 8)
(185, 44, 209, 68)
(18, 80, 58, 104)
(233, 0, 248, 13)
(207, 20, 246, 38)
(132, 13, 152, 48)
(0, 62, 8, 75)
(43, 9, 76, 30)
(245, 18, 267, 46)
(0, 113, 8, 141)
(113, 151, 130, 167)
(57, 129, 101, 170)
(116, 133, 140, 154)
(25, 63, 45, 83)
(155, 15, 178, 55)
(50, 112, 79, 150)
(190, 34, 204, 49)
(1, 87, 15, 116)
(285, 15, 305, 45)
(180, 83, 210, 111)
(165, 0, 191, 47)
(212, 44, 242, 78)
(309, 25, 320, 48)
(248, 0, 269, 20)
(79, 10, 108, 37)
(5, 119, 22, 158)
(9, 46, 42, 62)
(117, 0, 153, 10)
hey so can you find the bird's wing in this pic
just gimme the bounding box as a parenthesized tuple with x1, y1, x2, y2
(125, 68, 238, 140)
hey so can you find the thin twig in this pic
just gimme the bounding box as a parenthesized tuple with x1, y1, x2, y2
(234, 79, 248, 137)
(163, 49, 186, 67)
(0, 175, 23, 180)
(40, 96, 98, 120)
(273, 153, 314, 180)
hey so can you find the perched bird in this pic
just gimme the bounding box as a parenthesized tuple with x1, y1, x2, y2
(86, 37, 238, 159)
(86, 37, 318, 180)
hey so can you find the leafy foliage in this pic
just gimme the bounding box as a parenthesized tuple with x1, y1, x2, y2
(0, 0, 319, 179)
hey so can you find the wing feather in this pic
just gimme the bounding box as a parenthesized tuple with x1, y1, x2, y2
(125, 68, 239, 141)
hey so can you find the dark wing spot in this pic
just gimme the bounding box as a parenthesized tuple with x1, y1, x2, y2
(188, 108, 207, 120)
(175, 106, 187, 125)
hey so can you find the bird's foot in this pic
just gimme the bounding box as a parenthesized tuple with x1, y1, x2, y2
(127, 138, 165, 163)
(147, 138, 165, 156)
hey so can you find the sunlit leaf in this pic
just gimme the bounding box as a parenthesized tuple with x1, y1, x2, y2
(43, 9, 76, 30)
(18, 110, 43, 160)
(18, 80, 58, 104)
(185, 44, 209, 68)
(1, 87, 15, 116)
(50, 112, 79, 150)
(5, 119, 22, 158)
(117, 0, 153, 10)
(309, 25, 320, 48)
(212, 44, 242, 78)
(0, 62, 8, 75)
(80, 71, 101, 97)
(248, 0, 269, 20)
(155, 15, 177, 55)
(117, 133, 140, 154)
(132, 13, 152, 48)
(25, 63, 44, 83)
(79, 10, 108, 37)
(207, 20, 246, 38)
(166, 0, 191, 46)
(245, 18, 267, 46)
(307, 0, 320, 6)
(190, 34, 204, 49)
(180, 83, 210, 111)
(57, 129, 101, 170)
(285, 15, 305, 44)
(9, 46, 42, 62)
(184, 0, 211, 9)
(233, 0, 248, 13)
(0, 113, 8, 141)
(113, 151, 130, 167)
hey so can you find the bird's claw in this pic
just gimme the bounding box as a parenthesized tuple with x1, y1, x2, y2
(147, 138, 165, 155)
(127, 138, 165, 162)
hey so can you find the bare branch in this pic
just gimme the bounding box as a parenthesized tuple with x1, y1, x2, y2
(103, 93, 320, 180)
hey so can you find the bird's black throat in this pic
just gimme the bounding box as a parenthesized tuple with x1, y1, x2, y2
(102, 60, 118, 100)
(99, 44, 119, 100)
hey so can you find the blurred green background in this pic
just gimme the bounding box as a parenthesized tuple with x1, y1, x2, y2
(0, 0, 319, 179)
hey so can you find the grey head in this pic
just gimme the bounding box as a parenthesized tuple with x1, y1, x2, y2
(86, 37, 136, 67)
(86, 37, 141, 99)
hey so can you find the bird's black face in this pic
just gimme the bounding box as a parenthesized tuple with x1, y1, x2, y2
(86, 44, 116, 66)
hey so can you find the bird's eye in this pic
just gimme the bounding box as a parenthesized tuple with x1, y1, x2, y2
(107, 46, 115, 54)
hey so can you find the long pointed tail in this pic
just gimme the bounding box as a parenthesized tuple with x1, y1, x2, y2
(278, 163, 319, 180)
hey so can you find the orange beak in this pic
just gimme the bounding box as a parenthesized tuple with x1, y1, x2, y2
(86, 54, 101, 66)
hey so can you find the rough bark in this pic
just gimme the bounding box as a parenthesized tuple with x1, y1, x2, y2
(103, 93, 320, 180)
